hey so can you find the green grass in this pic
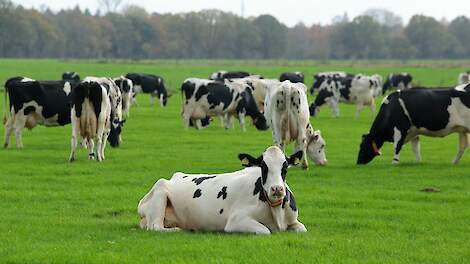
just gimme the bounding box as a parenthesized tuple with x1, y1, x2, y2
(1, 59, 470, 263)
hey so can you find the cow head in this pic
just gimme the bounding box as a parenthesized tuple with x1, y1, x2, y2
(241, 88, 268, 131)
(108, 119, 126, 147)
(357, 134, 382, 165)
(238, 146, 302, 206)
(306, 130, 327, 166)
(158, 81, 169, 107)
(309, 80, 335, 116)
(62, 72, 80, 83)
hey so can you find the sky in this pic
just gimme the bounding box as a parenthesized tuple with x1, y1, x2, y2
(16, 0, 469, 26)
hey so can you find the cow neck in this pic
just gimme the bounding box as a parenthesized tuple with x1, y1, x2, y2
(260, 173, 283, 208)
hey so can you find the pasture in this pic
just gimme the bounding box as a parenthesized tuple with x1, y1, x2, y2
(1, 59, 470, 263)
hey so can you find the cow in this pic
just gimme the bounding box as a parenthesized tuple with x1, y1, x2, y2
(181, 78, 268, 131)
(125, 73, 169, 107)
(137, 145, 307, 234)
(83, 77, 124, 148)
(357, 84, 470, 165)
(265, 81, 327, 169)
(382, 73, 412, 94)
(113, 76, 133, 118)
(62, 72, 80, 83)
(311, 71, 354, 96)
(279, 72, 304, 84)
(309, 74, 375, 118)
(69, 80, 112, 162)
(209, 71, 261, 81)
(3, 77, 75, 148)
(458, 72, 470, 85)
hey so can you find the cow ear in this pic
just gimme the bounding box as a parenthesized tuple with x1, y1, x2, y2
(287, 151, 303, 166)
(238, 154, 262, 167)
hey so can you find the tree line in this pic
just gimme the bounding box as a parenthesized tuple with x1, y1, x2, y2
(1, 0, 470, 60)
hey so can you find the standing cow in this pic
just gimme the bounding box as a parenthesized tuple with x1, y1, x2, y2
(3, 77, 76, 148)
(279, 72, 304, 84)
(113, 76, 133, 118)
(69, 80, 112, 162)
(83, 77, 124, 148)
(309, 74, 376, 118)
(382, 73, 413, 94)
(265, 81, 327, 169)
(311, 71, 353, 96)
(209, 71, 260, 81)
(138, 146, 307, 234)
(181, 78, 268, 131)
(357, 85, 470, 165)
(125, 73, 169, 107)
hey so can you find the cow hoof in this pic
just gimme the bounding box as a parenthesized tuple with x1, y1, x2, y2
(3, 143, 8, 148)
(392, 160, 400, 165)
(69, 157, 75, 163)
(301, 165, 308, 170)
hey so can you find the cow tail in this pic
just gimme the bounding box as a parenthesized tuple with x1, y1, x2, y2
(3, 82, 10, 125)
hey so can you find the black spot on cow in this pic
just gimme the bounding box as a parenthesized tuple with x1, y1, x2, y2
(217, 186, 228, 200)
(182, 82, 196, 99)
(192, 176, 216, 185)
(182, 176, 188, 179)
(206, 83, 234, 110)
(287, 189, 297, 211)
(219, 209, 224, 214)
(253, 177, 267, 202)
(193, 189, 202, 198)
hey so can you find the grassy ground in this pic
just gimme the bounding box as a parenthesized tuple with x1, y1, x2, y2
(1, 59, 470, 263)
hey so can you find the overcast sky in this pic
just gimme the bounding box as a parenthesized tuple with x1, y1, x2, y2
(16, 0, 469, 26)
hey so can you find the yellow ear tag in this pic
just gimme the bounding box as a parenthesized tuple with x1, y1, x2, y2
(241, 158, 250, 166)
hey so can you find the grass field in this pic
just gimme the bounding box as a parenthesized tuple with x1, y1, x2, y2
(1, 59, 470, 263)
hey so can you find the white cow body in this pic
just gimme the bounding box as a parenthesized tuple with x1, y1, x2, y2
(265, 81, 327, 168)
(138, 146, 307, 234)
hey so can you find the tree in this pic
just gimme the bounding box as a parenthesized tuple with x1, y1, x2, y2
(253, 15, 287, 59)
(98, 0, 122, 14)
(449, 16, 470, 57)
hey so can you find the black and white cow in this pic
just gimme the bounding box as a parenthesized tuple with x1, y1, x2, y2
(382, 73, 413, 94)
(209, 71, 261, 82)
(125, 73, 169, 107)
(3, 77, 75, 148)
(83, 77, 124, 148)
(62, 72, 80, 83)
(265, 81, 327, 168)
(311, 71, 354, 96)
(138, 146, 307, 234)
(279, 72, 304, 84)
(309, 74, 376, 118)
(113, 76, 133, 118)
(458, 72, 470, 85)
(69, 80, 113, 162)
(181, 78, 268, 131)
(357, 85, 470, 165)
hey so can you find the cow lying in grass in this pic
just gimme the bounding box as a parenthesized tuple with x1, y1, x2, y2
(138, 146, 307, 235)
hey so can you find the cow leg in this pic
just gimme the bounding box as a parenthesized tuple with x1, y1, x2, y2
(296, 134, 308, 170)
(355, 104, 364, 119)
(287, 221, 307, 233)
(3, 114, 14, 148)
(140, 179, 179, 232)
(101, 129, 110, 161)
(224, 115, 233, 130)
(370, 98, 376, 116)
(220, 115, 225, 128)
(411, 136, 421, 162)
(69, 118, 80, 162)
(87, 139, 95, 160)
(453, 132, 468, 165)
(13, 114, 26, 149)
(150, 93, 157, 106)
(328, 99, 340, 118)
(225, 216, 271, 235)
(238, 112, 246, 132)
(392, 127, 406, 164)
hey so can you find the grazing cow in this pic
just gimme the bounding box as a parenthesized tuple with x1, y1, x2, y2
(311, 71, 353, 95)
(137, 146, 307, 234)
(181, 78, 268, 131)
(69, 81, 112, 162)
(3, 77, 75, 148)
(357, 85, 470, 165)
(83, 77, 124, 148)
(62, 72, 80, 83)
(265, 81, 327, 168)
(125, 73, 169, 107)
(309, 74, 375, 118)
(209, 71, 261, 81)
(279, 72, 304, 83)
(458, 72, 470, 85)
(113, 76, 133, 118)
(382, 73, 412, 94)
